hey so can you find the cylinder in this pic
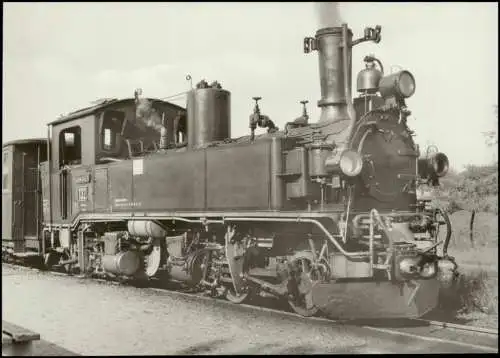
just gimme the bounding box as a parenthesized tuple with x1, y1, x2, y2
(315, 27, 353, 123)
(186, 84, 231, 149)
(102, 251, 141, 276)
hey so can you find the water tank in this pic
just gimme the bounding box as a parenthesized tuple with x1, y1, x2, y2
(187, 80, 231, 149)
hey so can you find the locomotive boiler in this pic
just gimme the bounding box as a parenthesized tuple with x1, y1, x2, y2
(2, 21, 458, 319)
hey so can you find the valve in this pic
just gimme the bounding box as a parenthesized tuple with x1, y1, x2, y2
(249, 97, 277, 140)
(249, 97, 262, 140)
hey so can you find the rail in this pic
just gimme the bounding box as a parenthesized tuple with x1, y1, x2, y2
(415, 318, 499, 336)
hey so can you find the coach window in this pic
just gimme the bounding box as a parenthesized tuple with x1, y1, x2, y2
(100, 111, 125, 154)
(59, 126, 82, 167)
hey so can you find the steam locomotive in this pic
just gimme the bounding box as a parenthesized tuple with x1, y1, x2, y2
(2, 22, 458, 319)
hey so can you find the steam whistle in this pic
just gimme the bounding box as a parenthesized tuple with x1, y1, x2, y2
(249, 97, 277, 141)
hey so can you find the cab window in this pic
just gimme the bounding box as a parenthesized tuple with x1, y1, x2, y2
(100, 111, 125, 153)
(59, 126, 82, 166)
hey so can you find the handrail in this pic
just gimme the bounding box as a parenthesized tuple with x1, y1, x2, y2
(224, 217, 368, 258)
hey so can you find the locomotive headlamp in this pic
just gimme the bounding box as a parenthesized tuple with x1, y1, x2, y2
(419, 260, 438, 279)
(378, 70, 416, 99)
(429, 152, 449, 177)
(398, 256, 421, 278)
(339, 150, 364, 177)
(418, 152, 450, 183)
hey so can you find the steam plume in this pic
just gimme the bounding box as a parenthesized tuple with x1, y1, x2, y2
(136, 98, 163, 132)
(315, 2, 343, 28)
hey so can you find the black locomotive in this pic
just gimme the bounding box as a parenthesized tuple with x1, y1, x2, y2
(2, 22, 457, 319)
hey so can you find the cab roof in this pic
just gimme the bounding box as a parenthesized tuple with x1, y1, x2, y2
(48, 97, 185, 126)
(3, 138, 47, 148)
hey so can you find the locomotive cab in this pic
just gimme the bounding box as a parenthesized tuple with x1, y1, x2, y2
(41, 98, 186, 227)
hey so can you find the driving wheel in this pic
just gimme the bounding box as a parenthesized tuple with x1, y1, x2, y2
(287, 256, 329, 317)
(225, 284, 251, 304)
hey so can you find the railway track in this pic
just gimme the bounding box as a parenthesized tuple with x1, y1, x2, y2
(3, 262, 498, 353)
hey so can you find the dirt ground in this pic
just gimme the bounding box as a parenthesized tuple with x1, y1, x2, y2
(2, 264, 492, 355)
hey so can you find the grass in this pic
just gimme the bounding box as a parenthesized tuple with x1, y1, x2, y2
(438, 268, 497, 314)
(432, 210, 498, 328)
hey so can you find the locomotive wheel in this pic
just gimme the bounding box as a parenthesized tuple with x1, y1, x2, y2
(144, 238, 162, 278)
(224, 258, 252, 304)
(44, 251, 72, 273)
(43, 252, 60, 270)
(287, 256, 329, 317)
(225, 285, 251, 304)
(57, 251, 72, 273)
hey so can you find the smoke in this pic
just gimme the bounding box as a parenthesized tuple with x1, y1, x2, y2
(136, 98, 163, 132)
(315, 2, 344, 28)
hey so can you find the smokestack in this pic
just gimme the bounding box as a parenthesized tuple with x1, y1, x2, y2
(306, 3, 382, 127)
(305, 3, 382, 155)
(305, 3, 353, 123)
(305, 26, 353, 123)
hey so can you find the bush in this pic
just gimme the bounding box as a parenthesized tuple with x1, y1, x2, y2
(438, 163, 498, 214)
(438, 268, 498, 316)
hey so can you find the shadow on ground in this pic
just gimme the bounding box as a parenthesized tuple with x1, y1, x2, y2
(173, 338, 373, 355)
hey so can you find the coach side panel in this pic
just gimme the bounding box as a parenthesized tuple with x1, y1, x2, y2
(2, 147, 13, 241)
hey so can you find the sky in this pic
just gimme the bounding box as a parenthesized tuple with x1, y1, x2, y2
(3, 2, 498, 170)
